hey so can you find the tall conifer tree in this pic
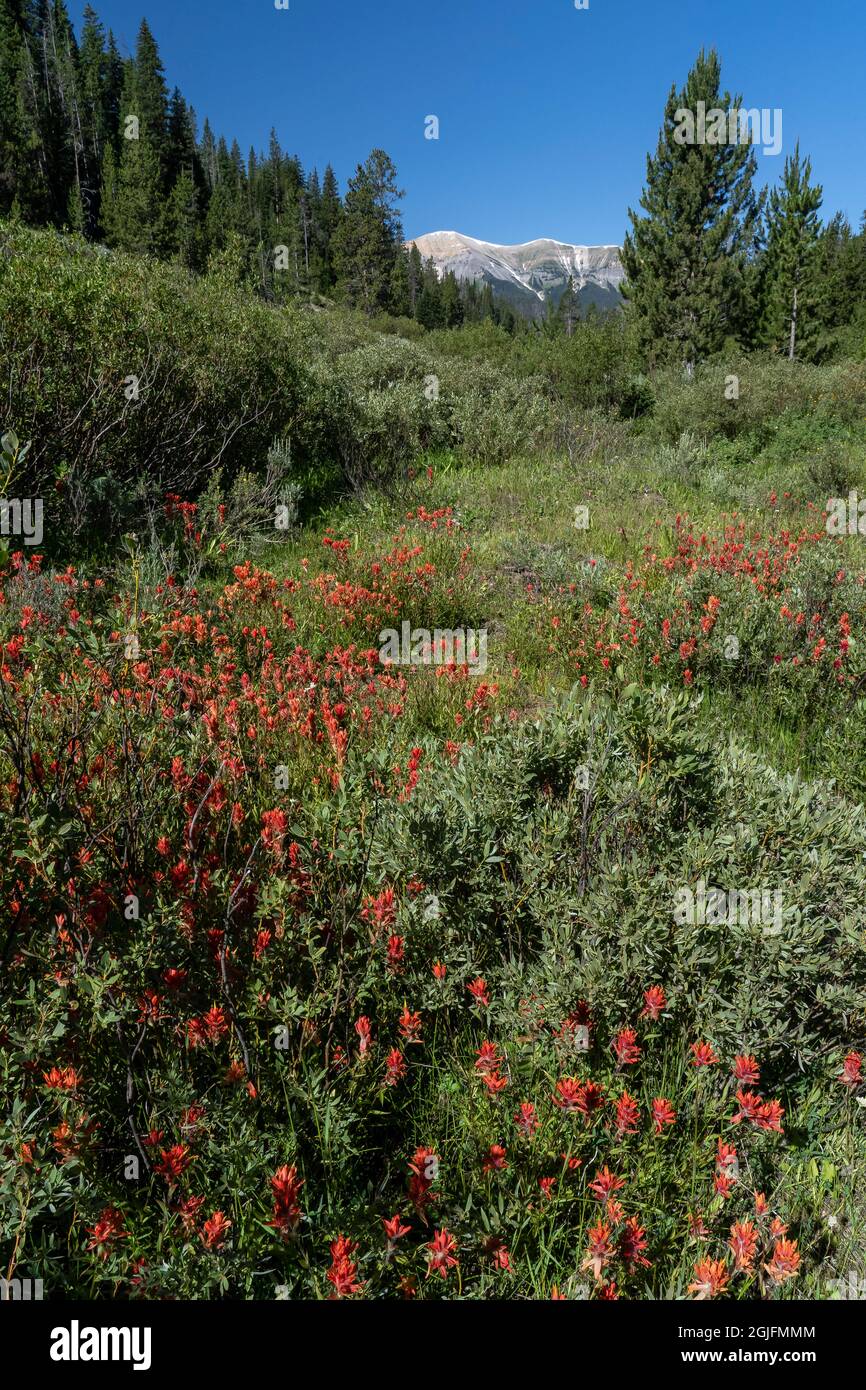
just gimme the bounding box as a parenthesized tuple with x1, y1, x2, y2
(759, 144, 823, 360)
(621, 48, 762, 371)
(332, 148, 403, 314)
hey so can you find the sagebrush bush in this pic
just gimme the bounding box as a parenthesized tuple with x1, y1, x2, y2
(0, 225, 315, 534)
(648, 355, 866, 446)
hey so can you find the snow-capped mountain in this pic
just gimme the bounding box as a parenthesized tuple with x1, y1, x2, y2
(408, 231, 625, 317)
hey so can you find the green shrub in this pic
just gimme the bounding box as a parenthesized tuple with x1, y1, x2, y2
(649, 355, 866, 446)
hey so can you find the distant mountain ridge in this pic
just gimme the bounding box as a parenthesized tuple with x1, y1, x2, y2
(407, 230, 625, 317)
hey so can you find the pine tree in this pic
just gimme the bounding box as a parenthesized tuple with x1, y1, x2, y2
(101, 122, 163, 254)
(36, 0, 83, 226)
(621, 48, 763, 371)
(18, 0, 73, 223)
(557, 275, 580, 337)
(165, 88, 194, 189)
(101, 29, 124, 148)
(203, 134, 251, 258)
(75, 4, 112, 233)
(407, 240, 423, 314)
(812, 211, 866, 353)
(332, 148, 403, 314)
(303, 167, 329, 292)
(461, 279, 481, 323)
(440, 269, 464, 328)
(199, 116, 217, 192)
(166, 164, 202, 268)
(816, 213, 854, 334)
(416, 254, 444, 328)
(0, 0, 34, 217)
(316, 163, 341, 291)
(388, 243, 411, 317)
(162, 90, 204, 266)
(101, 19, 168, 253)
(129, 17, 167, 171)
(759, 144, 823, 360)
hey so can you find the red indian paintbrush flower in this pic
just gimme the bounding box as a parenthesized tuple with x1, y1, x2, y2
(327, 1235, 364, 1298)
(270, 1164, 304, 1235)
(85, 1207, 128, 1259)
(514, 1101, 539, 1137)
(839, 1051, 862, 1088)
(764, 1237, 800, 1285)
(154, 1144, 192, 1185)
(260, 808, 288, 855)
(651, 1097, 676, 1133)
(620, 1217, 651, 1269)
(553, 1076, 584, 1112)
(426, 1227, 459, 1279)
(732, 1054, 760, 1085)
(172, 1195, 203, 1234)
(201, 1005, 229, 1042)
(581, 1219, 613, 1282)
(688, 1211, 709, 1240)
(398, 1006, 422, 1043)
(361, 887, 396, 932)
(731, 1088, 784, 1131)
(688, 1258, 729, 1300)
(43, 1066, 80, 1090)
(384, 1048, 406, 1086)
(354, 1015, 373, 1056)
(756, 1098, 784, 1132)
(731, 1087, 763, 1124)
(408, 1146, 439, 1212)
(690, 1040, 719, 1067)
(641, 985, 666, 1020)
(612, 1026, 641, 1066)
(200, 1210, 231, 1249)
(729, 1220, 758, 1271)
(589, 1166, 625, 1204)
(480, 1070, 509, 1094)
(577, 1081, 605, 1120)
(383, 1214, 411, 1241)
(467, 977, 490, 1007)
(717, 1140, 739, 1176)
(615, 1091, 640, 1135)
(474, 1041, 501, 1074)
(482, 1144, 508, 1173)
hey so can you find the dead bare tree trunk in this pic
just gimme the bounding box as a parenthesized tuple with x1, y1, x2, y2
(788, 285, 798, 361)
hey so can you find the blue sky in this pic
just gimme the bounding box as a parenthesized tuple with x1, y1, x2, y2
(72, 0, 866, 245)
